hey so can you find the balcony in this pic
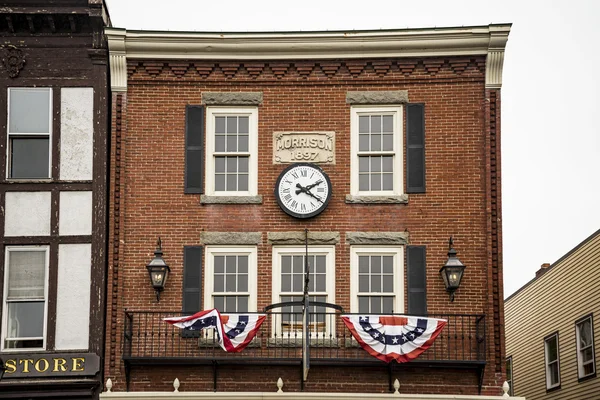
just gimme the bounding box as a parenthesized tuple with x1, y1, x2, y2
(122, 310, 486, 391)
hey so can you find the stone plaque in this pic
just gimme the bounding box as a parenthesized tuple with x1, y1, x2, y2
(273, 132, 335, 164)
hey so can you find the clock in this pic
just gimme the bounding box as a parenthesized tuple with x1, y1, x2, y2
(275, 163, 332, 219)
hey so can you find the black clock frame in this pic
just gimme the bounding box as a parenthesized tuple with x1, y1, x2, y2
(274, 162, 332, 219)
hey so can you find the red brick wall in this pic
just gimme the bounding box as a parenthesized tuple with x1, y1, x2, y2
(105, 57, 505, 395)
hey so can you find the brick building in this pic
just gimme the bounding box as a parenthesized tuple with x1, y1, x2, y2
(0, 0, 110, 399)
(101, 24, 511, 397)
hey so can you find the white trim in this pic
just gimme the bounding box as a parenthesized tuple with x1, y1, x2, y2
(271, 246, 336, 336)
(349, 246, 404, 314)
(575, 315, 596, 379)
(203, 246, 257, 312)
(350, 106, 403, 197)
(1, 245, 49, 352)
(544, 333, 561, 389)
(205, 107, 258, 197)
(6, 88, 53, 180)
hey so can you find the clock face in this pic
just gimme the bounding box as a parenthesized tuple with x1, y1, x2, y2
(275, 163, 332, 219)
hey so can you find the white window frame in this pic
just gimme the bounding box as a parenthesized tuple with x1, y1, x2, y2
(6, 88, 53, 180)
(203, 246, 257, 313)
(349, 246, 404, 314)
(506, 356, 514, 396)
(271, 246, 336, 337)
(575, 314, 596, 380)
(205, 107, 258, 196)
(350, 105, 403, 196)
(1, 245, 50, 352)
(544, 332, 561, 390)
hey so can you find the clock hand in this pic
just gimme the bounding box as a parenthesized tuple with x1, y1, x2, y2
(295, 183, 307, 195)
(305, 179, 323, 190)
(304, 188, 323, 203)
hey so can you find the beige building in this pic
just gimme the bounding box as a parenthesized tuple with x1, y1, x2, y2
(505, 229, 600, 399)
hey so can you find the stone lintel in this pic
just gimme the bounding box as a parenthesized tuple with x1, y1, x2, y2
(268, 232, 340, 245)
(346, 91, 409, 105)
(200, 195, 263, 204)
(200, 232, 262, 246)
(201, 92, 263, 106)
(346, 232, 409, 245)
(345, 194, 408, 204)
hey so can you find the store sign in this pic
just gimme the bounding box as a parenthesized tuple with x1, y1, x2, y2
(273, 132, 335, 164)
(1, 353, 100, 378)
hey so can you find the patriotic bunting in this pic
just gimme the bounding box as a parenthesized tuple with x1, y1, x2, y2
(164, 309, 266, 353)
(342, 315, 447, 363)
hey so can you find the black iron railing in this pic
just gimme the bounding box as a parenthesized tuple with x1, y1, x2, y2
(123, 310, 486, 363)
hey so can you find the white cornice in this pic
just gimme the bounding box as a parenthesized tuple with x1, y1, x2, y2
(106, 24, 511, 92)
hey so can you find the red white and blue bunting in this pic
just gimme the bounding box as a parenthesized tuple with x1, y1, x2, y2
(164, 309, 266, 353)
(342, 315, 447, 363)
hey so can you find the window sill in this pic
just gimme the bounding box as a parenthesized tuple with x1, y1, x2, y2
(200, 195, 263, 204)
(345, 194, 408, 204)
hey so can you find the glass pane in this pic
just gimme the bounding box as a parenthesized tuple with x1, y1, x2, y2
(293, 256, 303, 273)
(293, 274, 302, 292)
(382, 115, 393, 133)
(371, 174, 381, 191)
(383, 256, 393, 273)
(359, 256, 369, 273)
(7, 302, 44, 338)
(371, 115, 381, 133)
(238, 157, 248, 172)
(281, 274, 291, 292)
(358, 297, 369, 313)
(370, 157, 381, 172)
(226, 116, 237, 134)
(314, 256, 324, 273)
(579, 320, 591, 346)
(359, 116, 369, 133)
(10, 138, 49, 179)
(226, 157, 238, 172)
(214, 256, 224, 273)
(383, 276, 393, 292)
(359, 134, 369, 151)
(359, 275, 369, 293)
(214, 296, 224, 311)
(382, 174, 393, 191)
(382, 134, 393, 151)
(238, 135, 249, 152)
(370, 134, 381, 151)
(237, 296, 248, 312)
(359, 157, 369, 173)
(9, 89, 50, 134)
(215, 135, 225, 152)
(215, 117, 226, 133)
(371, 274, 381, 292)
(550, 363, 559, 385)
(238, 116, 249, 133)
(547, 337, 558, 361)
(214, 274, 224, 292)
(226, 135, 237, 152)
(215, 174, 225, 191)
(359, 174, 369, 191)
(282, 256, 291, 273)
(8, 251, 46, 300)
(226, 256, 236, 273)
(238, 256, 248, 273)
(238, 174, 248, 191)
(226, 175, 237, 191)
(370, 297, 381, 313)
(583, 347, 594, 362)
(215, 157, 226, 172)
(382, 297, 394, 313)
(238, 274, 248, 292)
(371, 256, 381, 273)
(225, 296, 236, 312)
(315, 274, 325, 292)
(382, 156, 393, 172)
(225, 274, 236, 292)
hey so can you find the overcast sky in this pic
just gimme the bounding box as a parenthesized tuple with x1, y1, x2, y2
(107, 0, 600, 298)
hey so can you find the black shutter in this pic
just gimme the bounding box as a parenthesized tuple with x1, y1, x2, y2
(185, 105, 204, 193)
(182, 246, 203, 337)
(406, 103, 425, 193)
(407, 245, 427, 315)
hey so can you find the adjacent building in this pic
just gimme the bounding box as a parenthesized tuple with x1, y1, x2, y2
(505, 228, 600, 399)
(99, 24, 511, 397)
(0, 1, 110, 398)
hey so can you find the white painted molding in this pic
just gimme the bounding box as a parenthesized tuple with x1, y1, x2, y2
(105, 24, 511, 90)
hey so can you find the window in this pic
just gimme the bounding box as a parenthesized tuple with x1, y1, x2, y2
(272, 246, 335, 337)
(205, 107, 258, 196)
(7, 88, 52, 179)
(544, 332, 561, 390)
(2, 246, 49, 350)
(350, 106, 403, 196)
(506, 356, 514, 396)
(576, 314, 596, 380)
(203, 246, 257, 313)
(350, 246, 404, 313)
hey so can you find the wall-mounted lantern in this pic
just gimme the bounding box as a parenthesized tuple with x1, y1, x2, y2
(146, 237, 170, 302)
(439, 237, 466, 302)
